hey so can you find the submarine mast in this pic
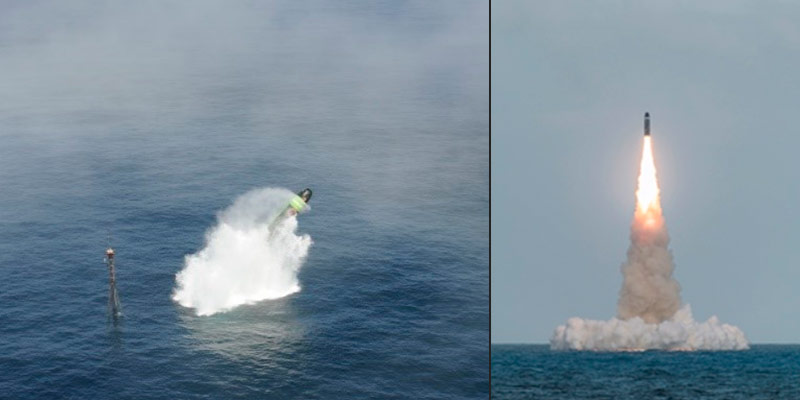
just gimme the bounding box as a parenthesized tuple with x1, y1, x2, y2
(105, 247, 122, 319)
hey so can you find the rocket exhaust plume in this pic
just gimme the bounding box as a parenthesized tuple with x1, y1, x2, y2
(617, 135, 681, 323)
(550, 114, 748, 351)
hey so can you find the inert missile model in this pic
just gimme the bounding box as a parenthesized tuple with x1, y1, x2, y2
(267, 188, 313, 234)
(644, 112, 650, 136)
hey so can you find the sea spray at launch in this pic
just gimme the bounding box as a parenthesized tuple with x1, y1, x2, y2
(173, 188, 312, 316)
(550, 114, 747, 351)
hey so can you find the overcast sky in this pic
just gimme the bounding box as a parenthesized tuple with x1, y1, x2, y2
(493, 1, 800, 343)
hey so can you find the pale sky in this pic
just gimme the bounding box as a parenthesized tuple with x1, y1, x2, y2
(493, 1, 800, 343)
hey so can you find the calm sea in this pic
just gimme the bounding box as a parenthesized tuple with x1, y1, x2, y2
(492, 344, 800, 399)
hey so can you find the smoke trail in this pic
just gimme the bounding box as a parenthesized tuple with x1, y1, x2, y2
(550, 136, 747, 351)
(172, 188, 312, 316)
(617, 137, 681, 323)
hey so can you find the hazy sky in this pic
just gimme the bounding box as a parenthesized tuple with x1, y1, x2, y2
(0, 0, 488, 227)
(493, 1, 800, 343)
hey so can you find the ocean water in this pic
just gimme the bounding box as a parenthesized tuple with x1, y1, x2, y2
(0, 2, 488, 398)
(492, 344, 800, 399)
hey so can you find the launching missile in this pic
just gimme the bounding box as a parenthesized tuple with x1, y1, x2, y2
(644, 112, 650, 136)
(267, 188, 313, 234)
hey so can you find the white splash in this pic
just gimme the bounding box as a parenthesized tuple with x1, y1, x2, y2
(172, 188, 312, 316)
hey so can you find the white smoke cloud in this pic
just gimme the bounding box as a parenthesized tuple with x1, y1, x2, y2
(172, 188, 312, 316)
(617, 212, 682, 323)
(550, 208, 748, 351)
(551, 304, 749, 351)
(550, 137, 747, 351)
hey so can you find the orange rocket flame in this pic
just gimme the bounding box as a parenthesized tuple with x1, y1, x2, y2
(635, 137, 661, 225)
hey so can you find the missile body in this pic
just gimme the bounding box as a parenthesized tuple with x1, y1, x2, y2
(644, 112, 650, 136)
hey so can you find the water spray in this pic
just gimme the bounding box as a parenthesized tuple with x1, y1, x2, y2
(172, 187, 313, 316)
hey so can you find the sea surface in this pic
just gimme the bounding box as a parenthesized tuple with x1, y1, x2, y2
(492, 344, 800, 399)
(0, 2, 488, 398)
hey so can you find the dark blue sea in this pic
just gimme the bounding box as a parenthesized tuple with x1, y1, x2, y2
(0, 2, 488, 398)
(492, 344, 800, 399)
